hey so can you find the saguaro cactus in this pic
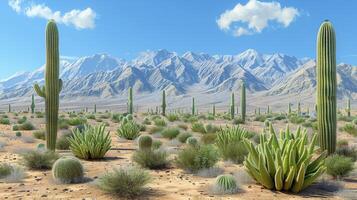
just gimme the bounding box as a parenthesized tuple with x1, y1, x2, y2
(288, 103, 292, 115)
(192, 97, 195, 116)
(298, 102, 301, 115)
(346, 99, 351, 117)
(94, 104, 96, 113)
(162, 90, 166, 116)
(34, 20, 62, 151)
(30, 94, 35, 114)
(8, 104, 11, 113)
(212, 104, 216, 117)
(128, 87, 133, 114)
(316, 20, 336, 154)
(241, 81, 246, 122)
(230, 93, 235, 119)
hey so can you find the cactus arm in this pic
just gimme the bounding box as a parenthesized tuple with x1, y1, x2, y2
(34, 83, 46, 98)
(59, 79, 63, 92)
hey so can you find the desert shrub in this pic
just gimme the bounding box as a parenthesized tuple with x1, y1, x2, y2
(336, 145, 357, 161)
(161, 128, 180, 139)
(15, 131, 22, 137)
(132, 150, 169, 169)
(68, 124, 111, 160)
(36, 112, 44, 118)
(325, 155, 354, 179)
(215, 126, 248, 164)
(96, 166, 151, 198)
(273, 114, 286, 121)
(342, 123, 357, 136)
(154, 118, 167, 127)
(288, 115, 305, 124)
(116, 121, 141, 140)
(86, 114, 96, 120)
(148, 126, 163, 135)
(152, 140, 162, 150)
(111, 113, 122, 123)
(33, 130, 45, 140)
(176, 145, 219, 172)
(338, 115, 353, 122)
(191, 122, 206, 133)
(52, 156, 84, 184)
(337, 139, 349, 147)
(186, 137, 198, 147)
(0, 163, 12, 178)
(201, 133, 217, 144)
(187, 116, 198, 123)
(207, 114, 215, 120)
(12, 125, 19, 131)
(177, 123, 188, 130)
(99, 113, 111, 119)
(56, 133, 72, 150)
(67, 117, 87, 126)
(166, 114, 179, 122)
(21, 149, 59, 169)
(177, 132, 192, 143)
(232, 117, 244, 125)
(17, 116, 27, 124)
(214, 174, 239, 194)
(0, 164, 25, 183)
(21, 122, 35, 130)
(142, 118, 151, 125)
(254, 115, 267, 122)
(205, 124, 219, 134)
(58, 119, 69, 130)
(96, 119, 103, 123)
(0, 118, 10, 125)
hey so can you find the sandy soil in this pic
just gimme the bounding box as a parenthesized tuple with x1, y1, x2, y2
(0, 111, 356, 200)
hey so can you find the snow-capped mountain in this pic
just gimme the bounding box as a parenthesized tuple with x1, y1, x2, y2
(0, 49, 355, 100)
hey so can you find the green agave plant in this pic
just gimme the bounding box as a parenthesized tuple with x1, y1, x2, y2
(68, 124, 111, 160)
(243, 124, 327, 193)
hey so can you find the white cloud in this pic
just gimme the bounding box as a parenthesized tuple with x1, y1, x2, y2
(8, 0, 96, 29)
(8, 0, 22, 13)
(217, 0, 299, 37)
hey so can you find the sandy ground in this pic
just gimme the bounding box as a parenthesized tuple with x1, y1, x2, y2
(0, 111, 356, 200)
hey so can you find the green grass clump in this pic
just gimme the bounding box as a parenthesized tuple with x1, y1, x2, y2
(325, 155, 354, 179)
(15, 131, 22, 137)
(132, 150, 169, 169)
(32, 130, 45, 140)
(200, 133, 217, 144)
(288, 115, 305, 124)
(52, 156, 84, 184)
(116, 121, 141, 140)
(68, 124, 111, 160)
(177, 123, 188, 130)
(86, 114, 96, 120)
(177, 132, 193, 143)
(96, 166, 151, 198)
(0, 163, 12, 178)
(215, 126, 248, 164)
(191, 122, 206, 133)
(148, 126, 164, 135)
(154, 118, 167, 127)
(336, 145, 357, 162)
(56, 132, 72, 150)
(152, 140, 162, 150)
(254, 115, 267, 122)
(342, 123, 357, 136)
(142, 118, 151, 125)
(166, 114, 179, 122)
(67, 117, 87, 126)
(176, 145, 219, 172)
(17, 116, 27, 124)
(205, 124, 219, 134)
(232, 117, 245, 125)
(21, 149, 59, 170)
(13, 122, 35, 131)
(338, 115, 353, 122)
(161, 128, 180, 139)
(0, 118, 10, 125)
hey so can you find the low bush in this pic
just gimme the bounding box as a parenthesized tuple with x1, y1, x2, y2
(148, 126, 164, 135)
(166, 114, 179, 122)
(325, 155, 354, 179)
(176, 145, 219, 172)
(177, 132, 192, 143)
(33, 130, 45, 140)
(201, 133, 217, 144)
(191, 122, 206, 133)
(96, 166, 151, 198)
(21, 149, 59, 170)
(0, 118, 10, 125)
(205, 124, 219, 134)
(154, 118, 167, 127)
(161, 128, 180, 139)
(116, 121, 141, 140)
(342, 123, 357, 136)
(132, 150, 169, 169)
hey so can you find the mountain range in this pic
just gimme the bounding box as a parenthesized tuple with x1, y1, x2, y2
(0, 49, 356, 102)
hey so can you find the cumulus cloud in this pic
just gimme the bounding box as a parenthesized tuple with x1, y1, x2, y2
(8, 0, 96, 29)
(217, 0, 299, 37)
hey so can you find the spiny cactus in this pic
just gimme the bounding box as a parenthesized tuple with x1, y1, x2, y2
(138, 135, 152, 151)
(241, 81, 246, 122)
(215, 174, 238, 193)
(267, 105, 270, 114)
(346, 99, 351, 117)
(192, 97, 195, 116)
(298, 102, 301, 115)
(34, 20, 62, 151)
(52, 156, 84, 184)
(162, 90, 166, 116)
(258, 107, 261, 115)
(243, 124, 327, 193)
(8, 104, 11, 113)
(230, 93, 235, 119)
(128, 87, 133, 114)
(186, 137, 198, 147)
(94, 104, 96, 113)
(288, 103, 292, 115)
(31, 94, 35, 114)
(317, 20, 336, 154)
(212, 104, 216, 117)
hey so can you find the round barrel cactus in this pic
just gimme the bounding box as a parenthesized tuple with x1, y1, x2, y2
(52, 156, 84, 184)
(186, 137, 198, 146)
(215, 174, 238, 193)
(138, 135, 153, 151)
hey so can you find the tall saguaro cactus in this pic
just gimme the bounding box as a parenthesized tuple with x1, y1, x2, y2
(128, 87, 133, 114)
(230, 92, 235, 119)
(34, 20, 62, 151)
(241, 81, 246, 122)
(31, 94, 35, 114)
(94, 104, 96, 113)
(192, 97, 195, 116)
(8, 104, 11, 113)
(297, 102, 301, 115)
(162, 90, 166, 116)
(288, 102, 291, 115)
(317, 20, 336, 154)
(212, 104, 216, 117)
(346, 99, 351, 117)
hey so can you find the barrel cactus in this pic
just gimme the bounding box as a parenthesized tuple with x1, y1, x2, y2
(52, 156, 84, 184)
(215, 174, 238, 194)
(316, 20, 336, 154)
(243, 125, 327, 193)
(138, 135, 153, 151)
(34, 20, 62, 151)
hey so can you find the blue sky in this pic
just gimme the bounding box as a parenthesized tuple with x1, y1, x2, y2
(1, 0, 357, 79)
